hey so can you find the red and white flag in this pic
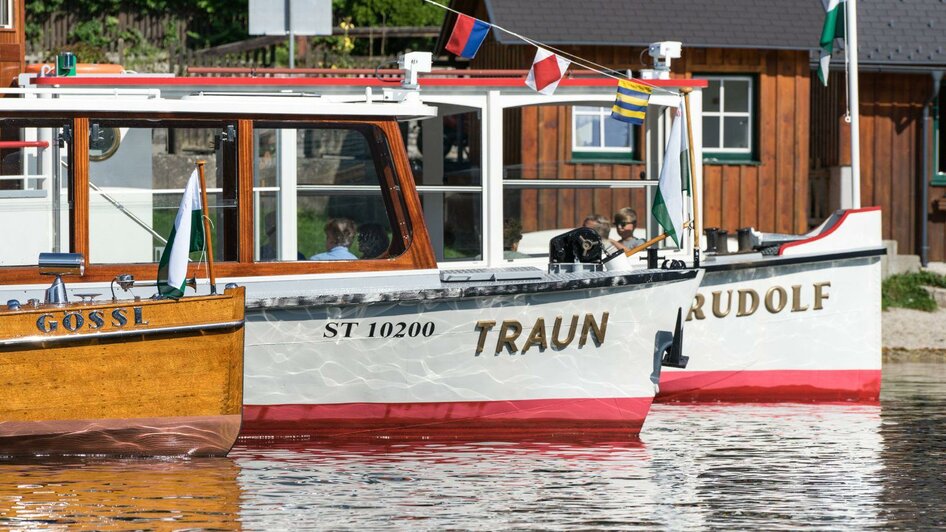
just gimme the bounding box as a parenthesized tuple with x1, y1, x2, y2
(525, 48, 571, 95)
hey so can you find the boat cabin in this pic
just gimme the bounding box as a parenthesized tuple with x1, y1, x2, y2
(1, 72, 705, 285)
(0, 92, 439, 285)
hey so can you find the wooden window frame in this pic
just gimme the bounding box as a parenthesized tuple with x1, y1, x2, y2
(0, 113, 435, 285)
(697, 75, 757, 162)
(934, 93, 946, 186)
(0, 0, 12, 29)
(570, 105, 639, 162)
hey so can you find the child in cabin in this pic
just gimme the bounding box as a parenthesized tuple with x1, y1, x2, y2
(614, 207, 645, 250)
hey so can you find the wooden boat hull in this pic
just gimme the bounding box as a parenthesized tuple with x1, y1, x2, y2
(239, 270, 702, 440)
(0, 287, 245, 457)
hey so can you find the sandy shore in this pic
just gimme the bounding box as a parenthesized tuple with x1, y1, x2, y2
(883, 307, 946, 361)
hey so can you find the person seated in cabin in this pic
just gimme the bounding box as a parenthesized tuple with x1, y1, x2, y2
(614, 207, 646, 250)
(583, 213, 620, 257)
(310, 218, 358, 261)
(357, 223, 390, 259)
(503, 218, 529, 259)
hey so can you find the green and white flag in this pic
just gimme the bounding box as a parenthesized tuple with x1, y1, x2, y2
(652, 105, 687, 248)
(157, 169, 204, 298)
(819, 0, 846, 86)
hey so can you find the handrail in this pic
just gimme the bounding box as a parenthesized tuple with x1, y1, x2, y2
(0, 141, 49, 149)
(0, 174, 46, 181)
(0, 88, 162, 98)
(88, 181, 168, 245)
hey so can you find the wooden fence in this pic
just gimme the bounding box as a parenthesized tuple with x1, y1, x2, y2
(28, 12, 186, 57)
(29, 12, 440, 74)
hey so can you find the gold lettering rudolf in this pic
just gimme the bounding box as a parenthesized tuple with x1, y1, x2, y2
(813, 281, 830, 310)
(686, 281, 831, 321)
(764, 286, 788, 313)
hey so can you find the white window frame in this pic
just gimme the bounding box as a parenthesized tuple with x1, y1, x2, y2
(571, 106, 636, 156)
(699, 75, 754, 156)
(0, 0, 12, 29)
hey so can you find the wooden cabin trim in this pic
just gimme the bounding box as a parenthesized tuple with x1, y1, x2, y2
(237, 119, 254, 264)
(0, 111, 437, 285)
(71, 117, 90, 263)
(379, 120, 437, 269)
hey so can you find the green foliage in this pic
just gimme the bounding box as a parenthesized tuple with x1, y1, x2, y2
(338, 0, 446, 28)
(28, 0, 449, 69)
(882, 271, 946, 311)
(27, 0, 251, 51)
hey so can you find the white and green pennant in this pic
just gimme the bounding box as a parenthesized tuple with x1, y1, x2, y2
(819, 0, 846, 86)
(157, 169, 205, 298)
(652, 105, 689, 248)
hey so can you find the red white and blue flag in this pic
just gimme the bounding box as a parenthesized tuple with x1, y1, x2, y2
(445, 13, 490, 59)
(525, 48, 571, 95)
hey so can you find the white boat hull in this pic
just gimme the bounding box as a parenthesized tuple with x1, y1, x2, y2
(660, 208, 884, 402)
(239, 269, 703, 439)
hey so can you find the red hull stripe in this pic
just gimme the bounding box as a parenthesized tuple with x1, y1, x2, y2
(241, 397, 653, 439)
(33, 76, 708, 89)
(656, 369, 882, 403)
(778, 206, 882, 254)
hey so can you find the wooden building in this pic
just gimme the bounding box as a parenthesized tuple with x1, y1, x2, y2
(0, 0, 23, 89)
(441, 0, 946, 261)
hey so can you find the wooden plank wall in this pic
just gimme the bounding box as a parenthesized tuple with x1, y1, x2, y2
(474, 42, 812, 235)
(684, 48, 810, 235)
(854, 73, 927, 257)
(0, 0, 24, 88)
(516, 104, 648, 232)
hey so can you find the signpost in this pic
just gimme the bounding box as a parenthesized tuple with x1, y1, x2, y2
(248, 0, 332, 68)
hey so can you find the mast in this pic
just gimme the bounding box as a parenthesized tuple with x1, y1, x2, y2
(196, 160, 218, 294)
(847, 0, 861, 209)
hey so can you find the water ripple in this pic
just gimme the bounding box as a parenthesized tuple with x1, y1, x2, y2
(2, 363, 945, 529)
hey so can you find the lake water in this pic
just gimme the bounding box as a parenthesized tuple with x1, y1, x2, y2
(2, 362, 944, 530)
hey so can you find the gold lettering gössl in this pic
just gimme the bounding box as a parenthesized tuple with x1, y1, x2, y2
(687, 281, 830, 321)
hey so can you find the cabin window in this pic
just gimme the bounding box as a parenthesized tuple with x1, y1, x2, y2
(502, 103, 648, 261)
(698, 75, 755, 161)
(400, 111, 483, 262)
(86, 120, 240, 265)
(0, 119, 71, 266)
(570, 106, 638, 161)
(253, 122, 411, 262)
(0, 0, 11, 28)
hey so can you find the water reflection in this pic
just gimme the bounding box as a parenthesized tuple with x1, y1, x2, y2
(878, 363, 946, 529)
(232, 403, 884, 530)
(1, 363, 944, 529)
(0, 458, 242, 530)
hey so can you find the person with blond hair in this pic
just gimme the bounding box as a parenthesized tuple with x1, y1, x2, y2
(310, 218, 358, 261)
(614, 207, 645, 249)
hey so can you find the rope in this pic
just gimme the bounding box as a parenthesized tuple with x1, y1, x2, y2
(422, 0, 679, 97)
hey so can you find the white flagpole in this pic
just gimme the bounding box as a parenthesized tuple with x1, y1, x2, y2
(847, 0, 861, 209)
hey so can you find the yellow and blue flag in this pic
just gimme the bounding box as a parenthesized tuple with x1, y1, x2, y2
(611, 80, 652, 125)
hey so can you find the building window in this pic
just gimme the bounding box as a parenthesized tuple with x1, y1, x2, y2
(571, 106, 637, 161)
(934, 92, 946, 185)
(0, 0, 11, 28)
(698, 75, 755, 161)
